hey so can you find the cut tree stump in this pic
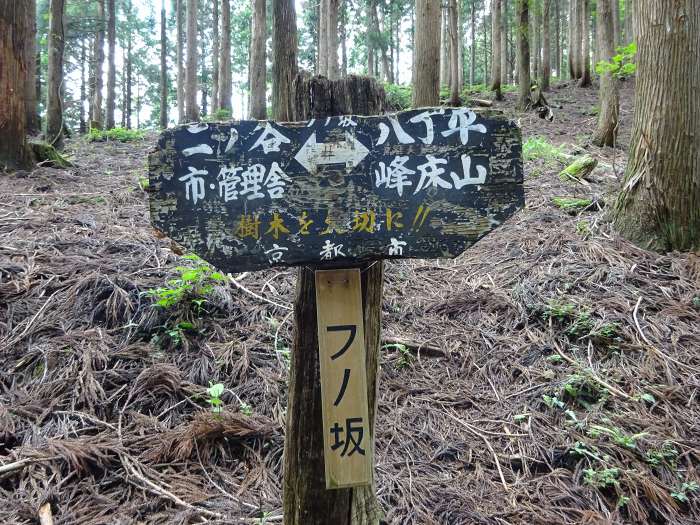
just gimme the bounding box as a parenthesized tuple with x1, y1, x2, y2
(282, 74, 385, 525)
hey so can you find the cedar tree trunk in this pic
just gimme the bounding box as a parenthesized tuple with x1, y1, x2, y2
(413, 0, 441, 107)
(249, 0, 266, 119)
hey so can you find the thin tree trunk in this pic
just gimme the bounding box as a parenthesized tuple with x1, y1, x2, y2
(176, 0, 185, 122)
(613, 0, 698, 252)
(501, 0, 508, 85)
(483, 10, 489, 85)
(458, 2, 464, 88)
(79, 37, 86, 133)
(591, 0, 618, 147)
(319, 0, 327, 76)
(568, 0, 579, 78)
(160, 0, 168, 128)
(413, 0, 441, 106)
(449, 0, 460, 104)
(105, 0, 116, 129)
(542, 0, 551, 89)
(199, 30, 208, 117)
(91, 0, 105, 129)
(517, 0, 531, 109)
(0, 1, 34, 169)
(470, 1, 475, 86)
(440, 5, 448, 87)
(554, 0, 560, 78)
(185, 0, 199, 121)
(126, 35, 132, 128)
(340, 2, 347, 77)
(249, 0, 267, 119)
(218, 0, 232, 112)
(211, 0, 219, 112)
(46, 0, 65, 148)
(491, 0, 502, 99)
(624, 0, 633, 43)
(366, 0, 375, 76)
(271, 0, 297, 121)
(578, 0, 591, 86)
(327, 0, 340, 80)
(377, 4, 392, 83)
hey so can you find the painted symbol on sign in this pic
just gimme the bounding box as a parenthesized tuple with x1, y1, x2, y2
(329, 417, 366, 457)
(294, 132, 370, 173)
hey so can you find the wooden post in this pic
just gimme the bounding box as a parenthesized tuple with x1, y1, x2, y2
(282, 75, 385, 525)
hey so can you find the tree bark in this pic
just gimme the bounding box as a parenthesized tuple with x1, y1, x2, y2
(211, 0, 219, 112)
(501, 0, 508, 85)
(283, 74, 385, 525)
(448, 0, 460, 104)
(568, 0, 579, 78)
(413, 0, 441, 107)
(517, 0, 531, 110)
(624, 0, 633, 43)
(458, 2, 464, 88)
(318, 0, 328, 76)
(105, 0, 116, 129)
(25, 0, 39, 135)
(541, 0, 551, 90)
(554, 0, 561, 78)
(0, 1, 34, 169)
(612, 0, 620, 46)
(591, 0, 618, 147)
(491, 0, 502, 99)
(91, 0, 105, 129)
(159, 0, 168, 128)
(79, 37, 86, 133)
(340, 3, 348, 77)
(46, 0, 65, 148)
(377, 4, 392, 83)
(440, 5, 449, 87)
(185, 0, 199, 121)
(577, 0, 591, 86)
(218, 0, 232, 112)
(613, 1, 699, 251)
(327, 0, 340, 80)
(176, 0, 185, 122)
(249, 0, 267, 119)
(366, 0, 375, 77)
(470, 1, 476, 86)
(271, 0, 298, 121)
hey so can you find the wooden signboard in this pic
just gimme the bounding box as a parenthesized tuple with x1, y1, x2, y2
(315, 269, 371, 488)
(148, 108, 524, 272)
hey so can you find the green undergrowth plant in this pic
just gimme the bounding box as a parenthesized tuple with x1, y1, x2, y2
(540, 299, 623, 351)
(524, 136, 568, 165)
(588, 425, 648, 450)
(583, 466, 620, 489)
(552, 197, 594, 213)
(146, 254, 225, 311)
(671, 481, 699, 503)
(596, 42, 637, 80)
(562, 372, 609, 408)
(384, 343, 414, 369)
(88, 127, 145, 142)
(384, 83, 412, 110)
(207, 382, 225, 414)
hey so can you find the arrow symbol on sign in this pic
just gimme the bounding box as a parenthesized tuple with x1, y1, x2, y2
(294, 132, 370, 173)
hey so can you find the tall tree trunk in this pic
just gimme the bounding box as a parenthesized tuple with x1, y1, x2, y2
(218, 0, 232, 112)
(211, 0, 219, 112)
(541, 0, 551, 89)
(577, 0, 591, 86)
(91, 0, 105, 129)
(470, 1, 476, 86)
(448, 0, 460, 104)
(501, 0, 508, 85)
(105, 0, 116, 129)
(327, 0, 340, 80)
(517, 0, 531, 109)
(199, 32, 208, 117)
(458, 2, 464, 88)
(25, 0, 39, 135)
(0, 1, 34, 169)
(613, 1, 698, 252)
(554, 0, 561, 78)
(491, 0, 502, 99)
(413, 0, 441, 106)
(126, 36, 132, 128)
(271, 0, 297, 121)
(591, 0, 618, 147)
(612, 0, 620, 46)
(160, 0, 168, 128)
(176, 0, 185, 122)
(440, 5, 448, 87)
(624, 0, 633, 43)
(185, 0, 199, 121)
(340, 2, 347, 77)
(318, 0, 328, 76)
(46, 0, 65, 148)
(377, 4, 392, 83)
(366, 0, 375, 77)
(568, 0, 579, 78)
(249, 0, 267, 119)
(79, 37, 86, 133)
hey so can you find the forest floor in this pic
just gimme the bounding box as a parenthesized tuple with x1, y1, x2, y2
(2, 81, 700, 525)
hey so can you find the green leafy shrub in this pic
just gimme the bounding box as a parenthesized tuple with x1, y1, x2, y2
(583, 467, 620, 489)
(146, 254, 225, 310)
(383, 83, 412, 110)
(207, 382, 225, 414)
(88, 127, 145, 142)
(596, 42, 637, 79)
(523, 137, 568, 164)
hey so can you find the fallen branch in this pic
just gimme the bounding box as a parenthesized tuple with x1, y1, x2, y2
(381, 338, 446, 358)
(228, 274, 292, 311)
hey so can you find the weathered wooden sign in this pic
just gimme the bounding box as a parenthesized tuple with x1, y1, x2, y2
(315, 269, 371, 489)
(148, 108, 523, 273)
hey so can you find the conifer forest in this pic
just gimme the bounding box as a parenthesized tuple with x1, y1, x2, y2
(0, 1, 699, 524)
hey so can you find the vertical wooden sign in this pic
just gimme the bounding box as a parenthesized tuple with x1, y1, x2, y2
(315, 269, 372, 489)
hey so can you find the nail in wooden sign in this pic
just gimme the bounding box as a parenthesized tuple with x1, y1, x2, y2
(148, 108, 524, 273)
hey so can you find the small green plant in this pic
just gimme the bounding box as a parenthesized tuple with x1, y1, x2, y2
(671, 481, 699, 503)
(207, 382, 225, 414)
(552, 197, 593, 213)
(576, 220, 591, 237)
(583, 467, 620, 489)
(542, 300, 594, 338)
(546, 353, 564, 364)
(588, 425, 647, 449)
(617, 495, 630, 508)
(383, 83, 413, 110)
(596, 42, 637, 79)
(645, 441, 678, 468)
(88, 127, 145, 142)
(562, 372, 608, 407)
(543, 300, 576, 321)
(138, 175, 150, 191)
(146, 254, 225, 310)
(239, 402, 253, 416)
(692, 296, 700, 310)
(164, 321, 198, 347)
(384, 343, 414, 369)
